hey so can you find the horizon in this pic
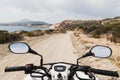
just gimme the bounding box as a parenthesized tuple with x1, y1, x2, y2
(0, 16, 119, 24)
(0, 0, 120, 24)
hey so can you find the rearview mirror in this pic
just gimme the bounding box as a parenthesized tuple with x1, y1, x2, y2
(9, 42, 44, 66)
(77, 45, 112, 65)
(9, 42, 30, 54)
(90, 45, 112, 58)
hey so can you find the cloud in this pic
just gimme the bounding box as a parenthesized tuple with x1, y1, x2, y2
(0, 0, 120, 23)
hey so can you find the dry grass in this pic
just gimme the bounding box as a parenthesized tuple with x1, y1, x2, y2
(115, 56, 120, 61)
(0, 44, 9, 58)
(109, 56, 120, 61)
(109, 56, 120, 68)
(116, 61, 120, 68)
(80, 39, 94, 44)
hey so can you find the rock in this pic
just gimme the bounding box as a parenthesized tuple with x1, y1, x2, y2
(11, 30, 27, 34)
(0, 30, 8, 35)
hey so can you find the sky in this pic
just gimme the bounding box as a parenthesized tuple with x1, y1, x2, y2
(0, 0, 120, 24)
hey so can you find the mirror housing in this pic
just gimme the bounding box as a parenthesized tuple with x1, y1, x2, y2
(80, 45, 112, 58)
(9, 42, 39, 55)
(77, 45, 112, 65)
(9, 42, 30, 54)
(9, 42, 44, 66)
(90, 45, 112, 58)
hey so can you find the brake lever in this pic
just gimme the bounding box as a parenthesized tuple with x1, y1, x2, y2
(30, 72, 44, 80)
(30, 71, 46, 77)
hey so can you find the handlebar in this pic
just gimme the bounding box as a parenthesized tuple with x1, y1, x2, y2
(5, 64, 119, 78)
(5, 66, 26, 72)
(5, 64, 40, 73)
(76, 66, 119, 77)
(91, 68, 119, 77)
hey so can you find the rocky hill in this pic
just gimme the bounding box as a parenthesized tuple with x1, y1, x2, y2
(58, 16, 120, 43)
(58, 16, 120, 28)
(102, 16, 120, 25)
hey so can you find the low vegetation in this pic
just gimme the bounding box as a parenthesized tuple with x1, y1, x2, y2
(80, 23, 120, 43)
(109, 56, 120, 68)
(0, 28, 66, 44)
(0, 31, 22, 43)
(25, 29, 56, 37)
(59, 17, 120, 43)
(53, 27, 66, 33)
(25, 30, 44, 37)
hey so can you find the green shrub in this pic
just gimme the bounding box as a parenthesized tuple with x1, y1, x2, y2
(92, 34, 100, 38)
(44, 30, 53, 34)
(25, 32, 36, 37)
(85, 26, 97, 33)
(0, 34, 9, 43)
(10, 34, 22, 41)
(0, 32, 22, 44)
(0, 30, 8, 35)
(25, 30, 44, 37)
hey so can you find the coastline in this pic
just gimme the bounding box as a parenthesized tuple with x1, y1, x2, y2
(0, 25, 50, 32)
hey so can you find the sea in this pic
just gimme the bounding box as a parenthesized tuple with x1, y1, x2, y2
(0, 26, 50, 32)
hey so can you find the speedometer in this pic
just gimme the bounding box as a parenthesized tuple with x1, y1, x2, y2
(54, 66, 66, 72)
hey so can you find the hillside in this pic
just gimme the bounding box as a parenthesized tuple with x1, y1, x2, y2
(102, 16, 120, 25)
(58, 16, 120, 43)
(58, 16, 120, 29)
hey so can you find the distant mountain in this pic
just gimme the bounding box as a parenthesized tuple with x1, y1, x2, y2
(0, 19, 50, 26)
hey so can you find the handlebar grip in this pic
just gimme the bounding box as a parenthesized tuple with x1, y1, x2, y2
(5, 66, 26, 72)
(91, 68, 119, 77)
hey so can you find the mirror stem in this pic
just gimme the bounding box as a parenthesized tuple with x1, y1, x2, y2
(77, 57, 82, 66)
(29, 49, 43, 67)
(77, 52, 92, 66)
(37, 53, 43, 67)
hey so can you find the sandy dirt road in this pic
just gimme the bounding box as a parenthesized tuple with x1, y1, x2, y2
(0, 32, 78, 80)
